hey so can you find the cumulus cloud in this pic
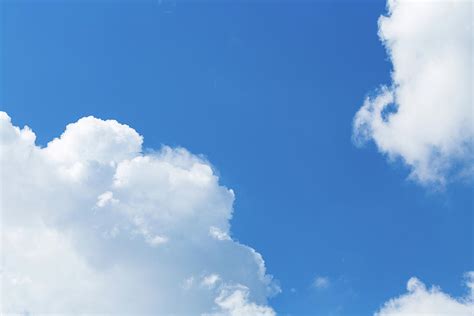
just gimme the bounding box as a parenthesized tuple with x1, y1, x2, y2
(375, 273, 474, 316)
(0, 112, 278, 314)
(207, 285, 276, 316)
(353, 0, 473, 185)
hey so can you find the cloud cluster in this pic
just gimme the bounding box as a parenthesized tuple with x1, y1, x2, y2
(353, 0, 473, 185)
(375, 273, 474, 316)
(0, 112, 278, 315)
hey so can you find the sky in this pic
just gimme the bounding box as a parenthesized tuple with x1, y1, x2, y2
(1, 0, 473, 315)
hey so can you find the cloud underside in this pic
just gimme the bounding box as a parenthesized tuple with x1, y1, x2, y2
(0, 112, 278, 315)
(375, 273, 474, 316)
(353, 0, 473, 186)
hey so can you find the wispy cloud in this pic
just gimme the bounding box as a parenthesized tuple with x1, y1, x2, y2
(313, 276, 330, 289)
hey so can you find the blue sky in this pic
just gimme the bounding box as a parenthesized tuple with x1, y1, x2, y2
(1, 1, 473, 315)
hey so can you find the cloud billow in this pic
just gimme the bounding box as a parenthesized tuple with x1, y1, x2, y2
(375, 273, 474, 316)
(353, 0, 473, 186)
(0, 112, 278, 315)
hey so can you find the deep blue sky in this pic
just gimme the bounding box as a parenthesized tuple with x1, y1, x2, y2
(1, 1, 472, 315)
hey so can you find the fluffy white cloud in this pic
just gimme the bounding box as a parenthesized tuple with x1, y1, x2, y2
(0, 112, 278, 314)
(207, 285, 276, 316)
(353, 0, 473, 185)
(375, 273, 474, 316)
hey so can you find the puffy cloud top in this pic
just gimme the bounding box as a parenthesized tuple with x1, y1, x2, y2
(44, 116, 143, 164)
(375, 273, 474, 316)
(0, 112, 277, 315)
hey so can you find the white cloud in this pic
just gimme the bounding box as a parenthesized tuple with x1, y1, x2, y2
(206, 285, 276, 316)
(44, 116, 143, 165)
(202, 274, 222, 289)
(313, 276, 330, 289)
(353, 0, 473, 186)
(96, 191, 118, 208)
(0, 112, 278, 314)
(210, 225, 232, 241)
(375, 272, 474, 316)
